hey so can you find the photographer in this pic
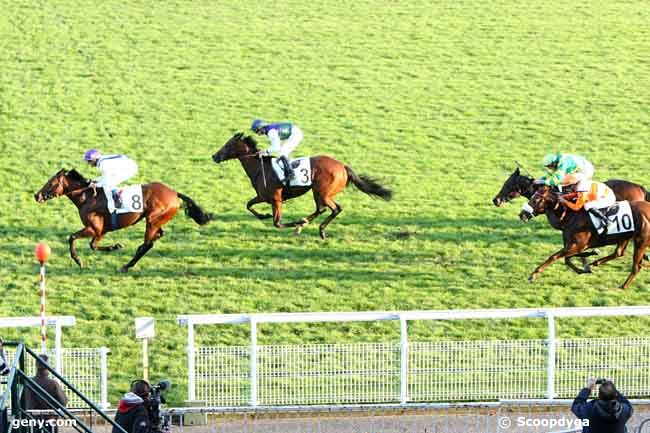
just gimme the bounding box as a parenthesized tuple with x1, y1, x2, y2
(113, 380, 152, 433)
(572, 377, 633, 433)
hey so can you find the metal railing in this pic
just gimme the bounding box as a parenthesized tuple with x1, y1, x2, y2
(178, 306, 650, 406)
(0, 342, 124, 433)
(1, 347, 110, 409)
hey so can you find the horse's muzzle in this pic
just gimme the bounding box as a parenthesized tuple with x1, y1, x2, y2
(519, 210, 533, 222)
(34, 192, 45, 203)
(212, 153, 223, 163)
(493, 197, 504, 207)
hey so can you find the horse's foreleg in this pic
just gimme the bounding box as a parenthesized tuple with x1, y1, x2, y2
(529, 242, 583, 282)
(89, 235, 124, 252)
(69, 227, 95, 267)
(565, 256, 591, 274)
(247, 196, 272, 220)
(271, 198, 301, 229)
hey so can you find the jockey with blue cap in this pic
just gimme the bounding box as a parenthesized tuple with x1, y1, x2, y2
(251, 119, 304, 182)
(84, 149, 138, 209)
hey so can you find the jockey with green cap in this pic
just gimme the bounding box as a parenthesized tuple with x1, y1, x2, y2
(536, 153, 594, 193)
(251, 119, 303, 182)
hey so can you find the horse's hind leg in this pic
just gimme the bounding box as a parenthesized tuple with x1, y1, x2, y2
(294, 194, 328, 235)
(69, 227, 95, 267)
(620, 240, 649, 289)
(319, 197, 342, 240)
(89, 235, 124, 252)
(120, 209, 177, 272)
(590, 240, 630, 268)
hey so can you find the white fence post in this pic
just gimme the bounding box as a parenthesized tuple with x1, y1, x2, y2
(187, 319, 196, 401)
(250, 318, 258, 407)
(55, 320, 63, 374)
(400, 316, 409, 404)
(547, 313, 556, 399)
(100, 347, 109, 409)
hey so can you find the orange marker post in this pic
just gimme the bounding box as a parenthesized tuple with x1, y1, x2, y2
(35, 243, 51, 353)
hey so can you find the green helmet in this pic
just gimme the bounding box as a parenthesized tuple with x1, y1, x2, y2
(542, 153, 560, 167)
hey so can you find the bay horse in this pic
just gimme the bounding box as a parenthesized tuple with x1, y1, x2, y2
(212, 132, 392, 239)
(493, 167, 650, 207)
(34, 169, 213, 272)
(519, 185, 650, 289)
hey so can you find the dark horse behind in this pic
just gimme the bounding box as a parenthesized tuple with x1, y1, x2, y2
(493, 167, 650, 207)
(213, 132, 392, 239)
(35, 169, 214, 272)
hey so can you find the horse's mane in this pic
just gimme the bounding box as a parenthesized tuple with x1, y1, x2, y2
(65, 169, 90, 185)
(242, 134, 259, 151)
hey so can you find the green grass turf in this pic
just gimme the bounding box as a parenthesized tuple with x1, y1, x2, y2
(1, 0, 650, 404)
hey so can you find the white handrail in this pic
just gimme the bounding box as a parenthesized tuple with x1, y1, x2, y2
(177, 306, 650, 406)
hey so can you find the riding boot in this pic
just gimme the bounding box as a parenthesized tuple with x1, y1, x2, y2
(112, 189, 123, 209)
(278, 155, 295, 183)
(588, 208, 609, 234)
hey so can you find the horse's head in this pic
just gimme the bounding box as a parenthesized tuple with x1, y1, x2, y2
(493, 167, 535, 206)
(519, 185, 555, 222)
(34, 169, 89, 203)
(212, 132, 259, 163)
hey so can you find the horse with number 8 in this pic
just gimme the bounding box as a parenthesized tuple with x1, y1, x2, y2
(519, 185, 650, 289)
(35, 169, 214, 272)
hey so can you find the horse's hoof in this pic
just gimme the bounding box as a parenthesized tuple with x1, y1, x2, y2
(294, 226, 303, 235)
(119, 266, 129, 273)
(528, 274, 536, 283)
(319, 231, 326, 240)
(115, 243, 124, 250)
(583, 266, 592, 274)
(300, 218, 309, 225)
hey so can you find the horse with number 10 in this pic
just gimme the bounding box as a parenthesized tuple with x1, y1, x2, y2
(213, 132, 393, 238)
(34, 169, 214, 272)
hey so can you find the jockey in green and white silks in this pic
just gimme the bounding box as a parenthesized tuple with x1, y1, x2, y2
(536, 153, 594, 193)
(251, 119, 304, 181)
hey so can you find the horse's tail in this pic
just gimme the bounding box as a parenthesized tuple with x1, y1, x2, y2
(345, 166, 392, 201)
(177, 192, 214, 225)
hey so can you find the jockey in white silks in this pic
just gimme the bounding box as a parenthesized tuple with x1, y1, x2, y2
(251, 119, 304, 182)
(84, 149, 138, 209)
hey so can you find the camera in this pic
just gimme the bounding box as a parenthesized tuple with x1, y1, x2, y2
(144, 380, 171, 433)
(596, 378, 607, 385)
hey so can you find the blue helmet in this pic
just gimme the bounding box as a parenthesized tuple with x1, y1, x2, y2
(251, 119, 266, 133)
(84, 149, 101, 161)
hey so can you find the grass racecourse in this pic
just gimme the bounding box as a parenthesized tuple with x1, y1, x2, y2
(2, 1, 650, 404)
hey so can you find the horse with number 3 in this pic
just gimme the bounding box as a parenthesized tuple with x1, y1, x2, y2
(212, 132, 392, 239)
(35, 169, 214, 272)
